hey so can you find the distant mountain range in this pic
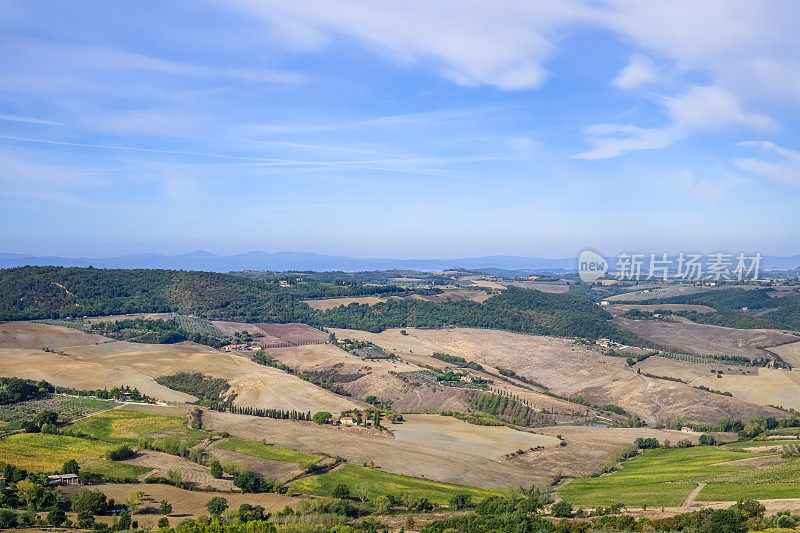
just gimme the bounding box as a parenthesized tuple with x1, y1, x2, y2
(1, 251, 798, 274)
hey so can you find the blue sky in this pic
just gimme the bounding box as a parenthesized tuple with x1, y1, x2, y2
(1, 0, 799, 258)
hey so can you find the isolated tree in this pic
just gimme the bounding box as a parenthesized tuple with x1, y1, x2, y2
(71, 488, 107, 515)
(206, 496, 229, 516)
(166, 469, 182, 487)
(210, 459, 223, 479)
(62, 459, 80, 475)
(312, 411, 332, 424)
(159, 500, 172, 515)
(355, 484, 370, 503)
(237, 503, 265, 522)
(16, 479, 44, 508)
(157, 517, 170, 529)
(125, 491, 144, 512)
(332, 483, 350, 499)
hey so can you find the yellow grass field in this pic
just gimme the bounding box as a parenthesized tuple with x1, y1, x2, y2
(0, 433, 114, 471)
(0, 322, 358, 412)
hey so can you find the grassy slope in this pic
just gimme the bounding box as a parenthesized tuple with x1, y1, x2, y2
(216, 437, 322, 469)
(559, 447, 763, 507)
(290, 464, 503, 506)
(0, 432, 147, 479)
(67, 408, 205, 445)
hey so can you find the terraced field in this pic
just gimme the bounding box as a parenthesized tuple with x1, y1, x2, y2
(124, 449, 234, 490)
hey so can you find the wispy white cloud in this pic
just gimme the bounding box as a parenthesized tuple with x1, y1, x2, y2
(221, 0, 592, 90)
(734, 141, 800, 186)
(0, 114, 63, 126)
(0, 150, 100, 204)
(612, 54, 659, 90)
(673, 169, 749, 203)
(575, 86, 774, 159)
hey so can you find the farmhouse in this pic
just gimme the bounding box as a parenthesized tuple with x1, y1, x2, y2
(48, 474, 79, 486)
(338, 416, 357, 426)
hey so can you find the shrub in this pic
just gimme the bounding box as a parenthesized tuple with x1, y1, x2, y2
(210, 459, 223, 479)
(551, 500, 573, 518)
(47, 508, 67, 527)
(0, 509, 19, 529)
(449, 493, 472, 510)
(107, 445, 135, 461)
(332, 483, 350, 499)
(71, 488, 108, 515)
(157, 517, 170, 528)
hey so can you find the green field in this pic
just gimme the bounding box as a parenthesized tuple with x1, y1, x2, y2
(289, 464, 503, 506)
(724, 439, 800, 450)
(216, 437, 323, 469)
(559, 447, 762, 507)
(0, 433, 115, 471)
(82, 460, 151, 482)
(699, 483, 800, 501)
(67, 408, 203, 445)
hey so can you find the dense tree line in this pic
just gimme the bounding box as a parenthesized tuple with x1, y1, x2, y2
(214, 404, 313, 421)
(90, 318, 228, 347)
(431, 352, 484, 371)
(316, 288, 637, 343)
(155, 372, 233, 404)
(1, 266, 636, 343)
(629, 287, 800, 332)
(0, 377, 51, 404)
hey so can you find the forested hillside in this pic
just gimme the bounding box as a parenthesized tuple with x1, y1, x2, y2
(0, 266, 635, 343)
(630, 287, 800, 331)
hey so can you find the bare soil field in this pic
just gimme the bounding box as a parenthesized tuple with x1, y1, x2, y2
(578, 373, 785, 425)
(264, 343, 470, 412)
(501, 280, 572, 293)
(0, 321, 108, 349)
(303, 289, 491, 311)
(330, 328, 784, 425)
(330, 327, 631, 398)
(200, 409, 548, 488)
(304, 296, 398, 310)
(0, 322, 357, 412)
(255, 323, 329, 344)
(606, 285, 717, 302)
(384, 414, 560, 460)
(209, 442, 303, 483)
(613, 316, 799, 359)
(292, 333, 590, 419)
(124, 449, 234, 490)
(768, 340, 800, 368)
(0, 347, 195, 403)
(87, 483, 298, 521)
(210, 320, 277, 338)
(611, 303, 716, 313)
(636, 357, 800, 411)
(82, 313, 174, 324)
